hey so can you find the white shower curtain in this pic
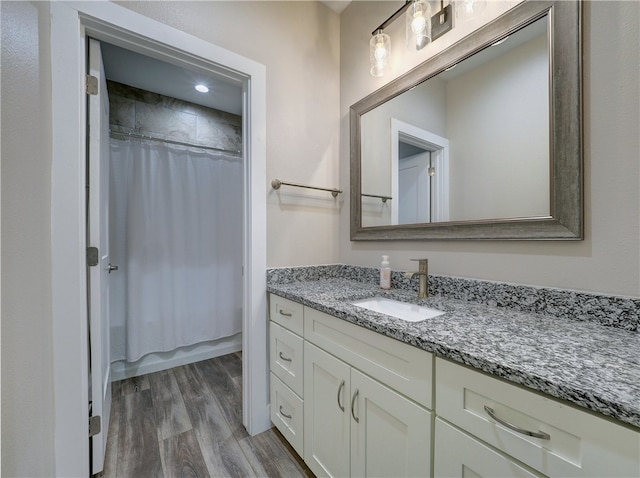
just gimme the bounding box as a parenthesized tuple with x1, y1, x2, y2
(109, 137, 242, 362)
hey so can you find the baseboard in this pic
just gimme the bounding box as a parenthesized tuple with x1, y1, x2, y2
(110, 333, 242, 381)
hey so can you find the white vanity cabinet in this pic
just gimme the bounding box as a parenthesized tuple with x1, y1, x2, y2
(269, 293, 640, 478)
(268, 294, 433, 478)
(435, 358, 640, 478)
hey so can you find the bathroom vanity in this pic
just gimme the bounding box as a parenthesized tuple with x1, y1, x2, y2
(267, 265, 640, 478)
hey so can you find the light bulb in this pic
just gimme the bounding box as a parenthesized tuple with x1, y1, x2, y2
(195, 84, 209, 93)
(374, 41, 387, 60)
(370, 30, 391, 77)
(406, 0, 431, 51)
(411, 13, 426, 34)
(456, 0, 486, 23)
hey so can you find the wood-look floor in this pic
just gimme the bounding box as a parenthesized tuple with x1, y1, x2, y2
(102, 352, 314, 478)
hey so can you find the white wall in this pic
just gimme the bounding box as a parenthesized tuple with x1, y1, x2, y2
(116, 1, 341, 267)
(447, 33, 549, 221)
(1, 1, 56, 475)
(340, 1, 640, 297)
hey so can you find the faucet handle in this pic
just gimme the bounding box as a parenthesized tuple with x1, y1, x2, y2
(410, 258, 428, 273)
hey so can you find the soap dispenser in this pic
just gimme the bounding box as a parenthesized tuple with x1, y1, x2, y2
(380, 255, 391, 289)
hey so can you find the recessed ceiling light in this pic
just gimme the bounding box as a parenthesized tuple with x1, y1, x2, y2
(195, 84, 209, 93)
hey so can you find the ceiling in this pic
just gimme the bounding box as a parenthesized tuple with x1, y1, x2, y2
(321, 1, 351, 14)
(100, 2, 352, 115)
(101, 42, 243, 116)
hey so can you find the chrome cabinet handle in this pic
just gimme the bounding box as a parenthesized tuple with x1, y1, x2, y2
(279, 405, 292, 419)
(351, 389, 360, 423)
(278, 309, 293, 317)
(278, 352, 292, 362)
(337, 380, 345, 412)
(108, 263, 119, 273)
(484, 406, 550, 440)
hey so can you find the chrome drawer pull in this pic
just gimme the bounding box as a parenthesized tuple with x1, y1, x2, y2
(279, 309, 293, 317)
(351, 389, 360, 423)
(278, 352, 292, 362)
(279, 405, 292, 419)
(484, 406, 551, 440)
(337, 380, 345, 411)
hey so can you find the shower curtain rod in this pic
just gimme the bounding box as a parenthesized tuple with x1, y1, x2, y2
(110, 130, 242, 156)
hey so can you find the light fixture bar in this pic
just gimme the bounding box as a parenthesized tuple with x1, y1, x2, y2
(371, 0, 412, 36)
(431, 3, 453, 41)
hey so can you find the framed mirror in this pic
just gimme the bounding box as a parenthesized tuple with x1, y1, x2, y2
(350, 0, 582, 240)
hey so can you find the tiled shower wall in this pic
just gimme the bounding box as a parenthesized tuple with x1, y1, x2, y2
(107, 80, 242, 153)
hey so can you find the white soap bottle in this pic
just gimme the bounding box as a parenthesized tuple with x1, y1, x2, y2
(380, 255, 391, 289)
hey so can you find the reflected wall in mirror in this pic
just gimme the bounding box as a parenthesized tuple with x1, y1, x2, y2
(351, 0, 582, 240)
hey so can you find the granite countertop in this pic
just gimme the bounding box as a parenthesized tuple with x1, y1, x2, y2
(267, 276, 640, 430)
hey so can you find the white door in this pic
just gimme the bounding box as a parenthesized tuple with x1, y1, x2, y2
(398, 151, 431, 224)
(350, 369, 431, 478)
(304, 342, 351, 478)
(87, 38, 112, 475)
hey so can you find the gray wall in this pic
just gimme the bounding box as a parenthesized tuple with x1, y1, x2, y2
(1, 2, 55, 475)
(108, 80, 242, 152)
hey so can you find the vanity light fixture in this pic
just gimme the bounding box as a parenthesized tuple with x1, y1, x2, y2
(370, 29, 391, 77)
(456, 0, 486, 23)
(369, 0, 454, 77)
(195, 84, 209, 93)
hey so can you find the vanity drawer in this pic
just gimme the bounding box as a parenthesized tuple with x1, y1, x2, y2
(270, 321, 304, 397)
(270, 294, 304, 336)
(436, 358, 640, 477)
(270, 373, 304, 457)
(304, 306, 432, 409)
(435, 418, 543, 478)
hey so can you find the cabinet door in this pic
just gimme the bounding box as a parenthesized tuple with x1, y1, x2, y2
(350, 369, 431, 478)
(304, 342, 351, 478)
(435, 418, 543, 478)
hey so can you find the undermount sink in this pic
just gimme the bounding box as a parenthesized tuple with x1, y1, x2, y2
(350, 297, 445, 322)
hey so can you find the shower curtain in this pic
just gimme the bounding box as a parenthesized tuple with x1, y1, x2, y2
(109, 137, 242, 362)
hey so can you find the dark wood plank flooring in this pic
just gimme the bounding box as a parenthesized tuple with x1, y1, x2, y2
(102, 352, 313, 477)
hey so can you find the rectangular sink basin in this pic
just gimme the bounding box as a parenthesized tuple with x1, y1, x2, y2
(350, 297, 445, 322)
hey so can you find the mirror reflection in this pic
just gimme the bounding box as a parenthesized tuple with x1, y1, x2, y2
(360, 16, 549, 227)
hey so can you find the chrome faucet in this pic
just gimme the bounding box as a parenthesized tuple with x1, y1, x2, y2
(404, 259, 429, 299)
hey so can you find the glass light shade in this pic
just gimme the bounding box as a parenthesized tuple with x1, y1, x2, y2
(369, 31, 391, 77)
(456, 0, 487, 23)
(406, 0, 432, 51)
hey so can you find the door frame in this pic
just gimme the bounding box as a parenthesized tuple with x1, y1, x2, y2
(51, 3, 268, 476)
(391, 118, 450, 223)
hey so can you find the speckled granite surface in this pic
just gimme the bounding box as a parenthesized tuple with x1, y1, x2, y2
(267, 265, 640, 429)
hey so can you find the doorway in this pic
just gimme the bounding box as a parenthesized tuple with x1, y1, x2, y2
(51, 3, 268, 476)
(391, 118, 450, 224)
(100, 41, 245, 381)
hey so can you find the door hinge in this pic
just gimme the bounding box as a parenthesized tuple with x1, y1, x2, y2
(86, 74, 98, 96)
(87, 247, 99, 267)
(89, 415, 101, 437)
(428, 166, 436, 177)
